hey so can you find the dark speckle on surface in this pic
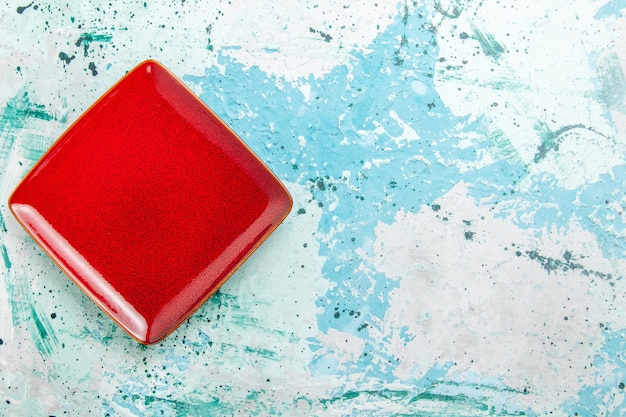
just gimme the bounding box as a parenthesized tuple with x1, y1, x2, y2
(88, 62, 98, 76)
(16, 1, 34, 14)
(309, 27, 332, 43)
(524, 249, 614, 280)
(58, 52, 75, 65)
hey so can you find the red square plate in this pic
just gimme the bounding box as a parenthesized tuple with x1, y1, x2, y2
(9, 60, 292, 344)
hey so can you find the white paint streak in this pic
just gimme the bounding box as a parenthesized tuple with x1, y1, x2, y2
(389, 110, 420, 145)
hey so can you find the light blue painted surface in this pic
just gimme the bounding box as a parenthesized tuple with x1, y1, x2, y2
(1, 0, 625, 415)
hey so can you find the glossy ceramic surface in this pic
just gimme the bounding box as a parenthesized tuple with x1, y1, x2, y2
(8, 60, 292, 344)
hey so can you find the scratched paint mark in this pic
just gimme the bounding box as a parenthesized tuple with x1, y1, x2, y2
(75, 32, 113, 56)
(1, 89, 54, 126)
(470, 23, 506, 60)
(319, 389, 409, 406)
(0, 244, 10, 269)
(242, 346, 279, 360)
(532, 122, 610, 163)
(212, 341, 279, 361)
(205, 289, 239, 309)
(597, 52, 626, 111)
(315, 369, 529, 415)
(326, 390, 525, 416)
(487, 128, 523, 163)
(22, 133, 53, 161)
(4, 268, 59, 357)
(145, 396, 235, 416)
(5, 272, 31, 326)
(434, 0, 464, 19)
(0, 88, 61, 170)
(30, 306, 58, 356)
(402, 392, 527, 416)
(114, 384, 235, 416)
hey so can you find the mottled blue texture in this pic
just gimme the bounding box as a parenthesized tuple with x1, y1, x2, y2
(188, 7, 476, 384)
(183, 5, 626, 414)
